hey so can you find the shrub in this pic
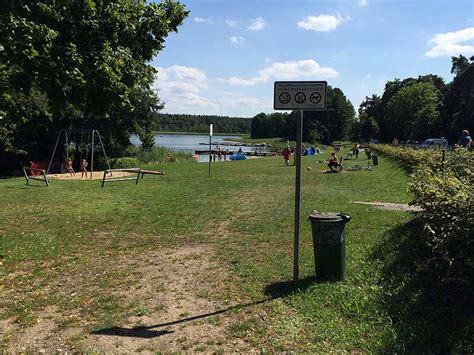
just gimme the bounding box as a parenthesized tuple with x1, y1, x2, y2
(374, 144, 474, 286)
(109, 157, 140, 169)
(126, 146, 194, 164)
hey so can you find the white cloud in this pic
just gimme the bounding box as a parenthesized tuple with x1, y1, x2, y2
(194, 17, 214, 24)
(219, 59, 338, 86)
(247, 17, 267, 31)
(297, 13, 349, 32)
(217, 77, 255, 85)
(358, 0, 368, 6)
(154, 65, 211, 111)
(154, 65, 271, 115)
(426, 27, 474, 57)
(225, 20, 239, 27)
(230, 36, 245, 45)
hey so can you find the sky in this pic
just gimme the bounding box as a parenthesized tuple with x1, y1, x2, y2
(151, 0, 474, 118)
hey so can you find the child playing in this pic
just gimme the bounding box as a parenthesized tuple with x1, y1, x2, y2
(80, 159, 88, 178)
(65, 158, 75, 176)
(283, 146, 291, 166)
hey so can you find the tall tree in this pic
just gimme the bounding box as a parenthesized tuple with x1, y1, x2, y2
(442, 55, 474, 142)
(384, 81, 441, 141)
(0, 0, 188, 160)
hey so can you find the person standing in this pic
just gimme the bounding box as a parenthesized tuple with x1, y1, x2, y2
(459, 130, 472, 148)
(80, 159, 88, 178)
(65, 158, 75, 176)
(283, 146, 291, 166)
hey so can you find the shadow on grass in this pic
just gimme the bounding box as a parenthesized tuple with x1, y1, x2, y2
(92, 326, 173, 339)
(91, 277, 318, 339)
(263, 276, 316, 298)
(91, 299, 268, 339)
(373, 219, 473, 352)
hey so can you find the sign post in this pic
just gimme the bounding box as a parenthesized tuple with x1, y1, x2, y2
(273, 81, 327, 282)
(208, 124, 213, 177)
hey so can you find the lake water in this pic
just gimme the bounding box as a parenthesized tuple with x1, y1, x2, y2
(130, 133, 270, 162)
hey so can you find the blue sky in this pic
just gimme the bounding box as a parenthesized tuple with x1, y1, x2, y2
(152, 0, 474, 117)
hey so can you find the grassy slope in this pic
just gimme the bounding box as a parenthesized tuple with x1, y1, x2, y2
(1, 149, 413, 351)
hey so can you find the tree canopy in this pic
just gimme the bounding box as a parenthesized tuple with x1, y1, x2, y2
(250, 86, 355, 145)
(354, 56, 473, 143)
(0, 0, 188, 161)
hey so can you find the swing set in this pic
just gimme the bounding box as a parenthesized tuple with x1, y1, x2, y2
(46, 129, 111, 178)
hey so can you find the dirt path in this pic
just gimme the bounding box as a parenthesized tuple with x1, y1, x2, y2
(3, 244, 251, 352)
(353, 201, 422, 212)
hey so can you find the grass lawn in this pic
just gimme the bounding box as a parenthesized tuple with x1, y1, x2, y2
(1, 148, 414, 351)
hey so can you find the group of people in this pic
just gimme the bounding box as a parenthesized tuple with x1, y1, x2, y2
(64, 158, 89, 177)
(282, 146, 324, 166)
(210, 146, 230, 162)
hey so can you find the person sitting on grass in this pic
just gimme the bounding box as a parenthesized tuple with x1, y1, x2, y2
(80, 159, 88, 178)
(327, 152, 339, 172)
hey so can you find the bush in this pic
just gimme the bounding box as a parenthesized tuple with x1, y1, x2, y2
(374, 144, 474, 286)
(109, 157, 141, 169)
(126, 146, 194, 164)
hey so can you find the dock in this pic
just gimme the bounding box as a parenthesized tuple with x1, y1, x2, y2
(194, 150, 279, 157)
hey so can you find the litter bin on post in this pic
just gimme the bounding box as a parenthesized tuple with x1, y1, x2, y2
(308, 212, 351, 282)
(372, 154, 379, 166)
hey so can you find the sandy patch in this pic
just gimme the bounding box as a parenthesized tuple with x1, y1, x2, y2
(48, 171, 137, 180)
(353, 201, 422, 212)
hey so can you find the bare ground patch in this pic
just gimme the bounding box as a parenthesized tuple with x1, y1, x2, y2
(3, 244, 252, 352)
(353, 201, 422, 212)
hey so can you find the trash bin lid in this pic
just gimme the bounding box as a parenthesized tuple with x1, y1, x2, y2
(309, 211, 351, 223)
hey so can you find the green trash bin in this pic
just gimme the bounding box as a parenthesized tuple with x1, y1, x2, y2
(372, 154, 379, 166)
(308, 212, 351, 282)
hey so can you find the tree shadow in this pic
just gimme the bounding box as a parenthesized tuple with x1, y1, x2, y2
(91, 277, 318, 340)
(91, 326, 173, 339)
(372, 219, 473, 352)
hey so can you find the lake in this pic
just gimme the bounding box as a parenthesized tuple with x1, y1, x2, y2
(130, 133, 270, 162)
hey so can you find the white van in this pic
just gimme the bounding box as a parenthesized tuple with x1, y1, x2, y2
(420, 138, 448, 149)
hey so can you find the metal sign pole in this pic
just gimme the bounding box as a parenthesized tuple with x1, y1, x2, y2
(293, 110, 303, 282)
(90, 130, 95, 179)
(208, 124, 213, 177)
(273, 81, 327, 284)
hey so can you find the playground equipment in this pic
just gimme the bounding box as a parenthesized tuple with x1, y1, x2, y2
(23, 167, 49, 186)
(47, 129, 111, 178)
(101, 168, 165, 187)
(101, 168, 141, 187)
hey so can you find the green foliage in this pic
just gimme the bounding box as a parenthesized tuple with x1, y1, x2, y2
(357, 57, 472, 144)
(0, 0, 189, 160)
(442, 55, 474, 143)
(109, 157, 140, 169)
(127, 146, 194, 164)
(153, 113, 251, 134)
(373, 144, 473, 291)
(384, 82, 441, 141)
(352, 113, 379, 142)
(251, 86, 355, 145)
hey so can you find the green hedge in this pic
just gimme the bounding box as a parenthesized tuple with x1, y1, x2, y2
(109, 157, 141, 169)
(373, 145, 474, 284)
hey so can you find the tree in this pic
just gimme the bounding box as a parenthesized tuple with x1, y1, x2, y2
(384, 82, 441, 141)
(0, 0, 188, 161)
(357, 113, 380, 142)
(442, 55, 474, 142)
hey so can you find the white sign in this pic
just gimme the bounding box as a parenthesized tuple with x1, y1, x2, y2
(209, 124, 213, 137)
(274, 81, 327, 110)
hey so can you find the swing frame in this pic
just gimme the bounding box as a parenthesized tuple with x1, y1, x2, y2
(46, 129, 112, 178)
